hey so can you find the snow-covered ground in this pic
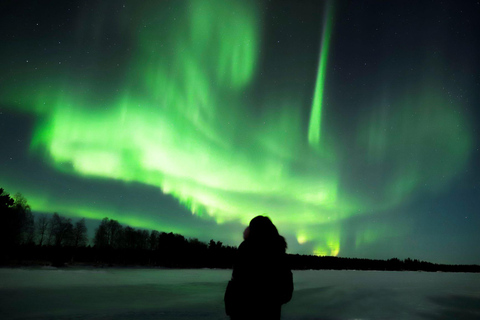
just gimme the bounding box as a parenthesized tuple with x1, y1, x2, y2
(1, 268, 479, 319)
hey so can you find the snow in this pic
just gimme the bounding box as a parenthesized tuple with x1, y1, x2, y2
(1, 268, 479, 319)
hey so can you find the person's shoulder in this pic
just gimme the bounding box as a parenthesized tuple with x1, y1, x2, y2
(237, 240, 257, 260)
(238, 240, 250, 251)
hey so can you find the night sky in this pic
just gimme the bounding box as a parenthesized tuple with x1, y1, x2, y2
(1, 0, 479, 264)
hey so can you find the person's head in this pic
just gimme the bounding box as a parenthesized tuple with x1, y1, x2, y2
(248, 215, 278, 241)
(247, 215, 287, 252)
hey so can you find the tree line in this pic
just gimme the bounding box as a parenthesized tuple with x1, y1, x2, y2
(1, 188, 88, 261)
(287, 255, 480, 273)
(0, 187, 236, 267)
(1, 187, 479, 272)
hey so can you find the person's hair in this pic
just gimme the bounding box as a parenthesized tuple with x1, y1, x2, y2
(248, 215, 287, 253)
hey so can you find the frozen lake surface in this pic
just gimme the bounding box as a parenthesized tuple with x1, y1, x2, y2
(1, 268, 480, 319)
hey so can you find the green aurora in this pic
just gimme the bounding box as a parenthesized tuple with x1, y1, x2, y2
(0, 0, 476, 259)
(308, 0, 333, 148)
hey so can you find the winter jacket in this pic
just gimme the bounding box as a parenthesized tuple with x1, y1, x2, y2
(225, 240, 293, 320)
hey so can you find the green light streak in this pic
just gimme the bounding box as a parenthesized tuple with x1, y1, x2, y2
(308, 0, 334, 148)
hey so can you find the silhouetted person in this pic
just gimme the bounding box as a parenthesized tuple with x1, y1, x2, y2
(225, 216, 293, 320)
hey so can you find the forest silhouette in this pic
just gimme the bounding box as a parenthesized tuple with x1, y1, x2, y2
(1, 187, 479, 272)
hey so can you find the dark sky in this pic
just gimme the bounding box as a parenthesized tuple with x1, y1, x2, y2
(1, 0, 479, 264)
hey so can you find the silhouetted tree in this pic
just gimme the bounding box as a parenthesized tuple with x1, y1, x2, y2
(124, 226, 136, 249)
(149, 230, 160, 251)
(50, 213, 74, 247)
(0, 188, 14, 210)
(140, 230, 149, 250)
(209, 239, 223, 250)
(94, 218, 108, 248)
(13, 193, 35, 245)
(36, 215, 49, 246)
(0, 188, 15, 257)
(73, 218, 88, 247)
(45, 213, 57, 246)
(107, 219, 123, 248)
(0, 190, 34, 249)
(94, 218, 123, 248)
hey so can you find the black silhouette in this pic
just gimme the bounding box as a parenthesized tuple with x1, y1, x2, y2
(0, 186, 479, 272)
(225, 216, 294, 320)
(50, 213, 74, 247)
(0, 189, 34, 262)
(73, 218, 88, 248)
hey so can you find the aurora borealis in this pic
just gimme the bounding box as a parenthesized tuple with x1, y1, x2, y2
(1, 0, 479, 264)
